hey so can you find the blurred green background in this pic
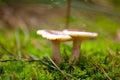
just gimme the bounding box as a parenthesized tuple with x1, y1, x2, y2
(0, 0, 120, 80)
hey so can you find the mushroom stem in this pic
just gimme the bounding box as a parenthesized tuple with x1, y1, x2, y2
(51, 40, 62, 64)
(70, 39, 81, 64)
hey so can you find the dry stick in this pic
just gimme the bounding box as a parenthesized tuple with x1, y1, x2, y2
(0, 42, 14, 57)
(107, 48, 115, 73)
(65, 0, 71, 29)
(48, 57, 69, 80)
(0, 58, 77, 79)
(0, 59, 18, 62)
(100, 66, 112, 80)
(0, 59, 55, 68)
(90, 59, 112, 80)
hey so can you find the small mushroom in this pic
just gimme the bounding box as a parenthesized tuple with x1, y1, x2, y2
(37, 30, 72, 64)
(63, 29, 98, 64)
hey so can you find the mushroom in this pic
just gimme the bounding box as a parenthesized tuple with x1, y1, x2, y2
(63, 29, 98, 64)
(37, 30, 72, 64)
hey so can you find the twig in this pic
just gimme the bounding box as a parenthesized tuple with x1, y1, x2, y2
(0, 59, 17, 62)
(0, 42, 15, 57)
(90, 59, 112, 80)
(100, 65, 112, 80)
(65, 0, 71, 29)
(107, 47, 115, 73)
(0, 58, 77, 79)
(48, 57, 69, 80)
(48, 57, 78, 79)
(0, 58, 56, 68)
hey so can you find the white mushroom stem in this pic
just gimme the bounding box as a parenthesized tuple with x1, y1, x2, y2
(70, 39, 81, 64)
(51, 40, 62, 64)
(63, 29, 98, 64)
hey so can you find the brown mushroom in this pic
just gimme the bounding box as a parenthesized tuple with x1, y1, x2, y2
(37, 30, 72, 64)
(63, 29, 98, 64)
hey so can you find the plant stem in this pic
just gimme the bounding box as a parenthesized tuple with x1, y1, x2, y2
(65, 0, 71, 29)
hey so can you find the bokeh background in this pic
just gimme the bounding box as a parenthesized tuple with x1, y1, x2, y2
(0, 0, 120, 60)
(0, 0, 120, 79)
(0, 0, 120, 63)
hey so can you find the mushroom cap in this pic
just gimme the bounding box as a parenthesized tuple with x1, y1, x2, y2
(63, 29, 98, 38)
(37, 30, 72, 41)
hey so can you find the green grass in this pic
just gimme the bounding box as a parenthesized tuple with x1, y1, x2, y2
(0, 16, 120, 80)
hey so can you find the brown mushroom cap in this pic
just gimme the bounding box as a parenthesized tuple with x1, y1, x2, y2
(63, 29, 98, 39)
(37, 30, 72, 41)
